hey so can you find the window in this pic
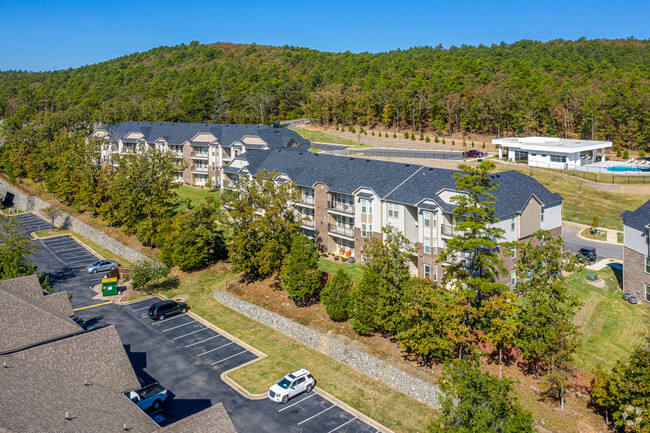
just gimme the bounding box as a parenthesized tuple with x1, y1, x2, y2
(511, 216, 516, 231)
(388, 203, 399, 218)
(541, 207, 545, 223)
(361, 199, 367, 214)
(432, 212, 437, 227)
(550, 155, 567, 163)
(424, 211, 431, 228)
(646, 284, 650, 303)
(511, 270, 516, 286)
(424, 237, 431, 254)
(646, 227, 649, 245)
(646, 257, 650, 274)
(424, 265, 431, 279)
(432, 239, 437, 255)
(512, 247, 516, 259)
(433, 265, 438, 282)
(361, 224, 367, 238)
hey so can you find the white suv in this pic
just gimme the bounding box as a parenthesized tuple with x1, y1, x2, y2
(268, 368, 316, 404)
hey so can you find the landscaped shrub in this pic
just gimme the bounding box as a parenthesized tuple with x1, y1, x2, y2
(435, 136, 439, 143)
(425, 136, 430, 143)
(623, 149, 630, 159)
(359, 126, 365, 133)
(336, 125, 339, 130)
(482, 142, 486, 149)
(452, 140, 456, 146)
(371, 130, 375, 136)
(616, 149, 622, 157)
(393, 131, 397, 138)
(472, 141, 475, 147)
(349, 126, 356, 133)
(419, 133, 424, 141)
(640, 150, 647, 158)
(411, 133, 415, 140)
(442, 138, 446, 144)
(404, 131, 410, 139)
(463, 139, 467, 147)
(320, 269, 353, 322)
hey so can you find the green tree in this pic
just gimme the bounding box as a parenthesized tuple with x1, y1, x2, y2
(130, 259, 170, 291)
(541, 318, 579, 410)
(281, 234, 321, 305)
(515, 230, 579, 379)
(0, 216, 37, 280)
(429, 355, 535, 433)
(398, 278, 472, 365)
(357, 225, 416, 334)
(226, 170, 301, 281)
(41, 205, 62, 231)
(320, 269, 353, 321)
(350, 268, 382, 334)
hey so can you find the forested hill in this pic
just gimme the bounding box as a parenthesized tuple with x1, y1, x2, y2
(1, 39, 649, 147)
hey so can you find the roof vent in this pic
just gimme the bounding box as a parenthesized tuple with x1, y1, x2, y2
(65, 412, 71, 420)
(405, 164, 410, 167)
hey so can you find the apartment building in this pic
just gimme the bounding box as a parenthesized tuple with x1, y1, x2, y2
(621, 201, 650, 302)
(92, 121, 309, 187)
(223, 149, 564, 283)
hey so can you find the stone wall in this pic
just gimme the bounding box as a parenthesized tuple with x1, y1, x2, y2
(213, 288, 441, 408)
(623, 246, 650, 302)
(0, 180, 149, 265)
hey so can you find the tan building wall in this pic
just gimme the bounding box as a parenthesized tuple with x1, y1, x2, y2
(313, 183, 330, 251)
(519, 197, 542, 239)
(182, 142, 192, 184)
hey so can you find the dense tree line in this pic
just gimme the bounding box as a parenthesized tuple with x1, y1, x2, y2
(1, 39, 649, 147)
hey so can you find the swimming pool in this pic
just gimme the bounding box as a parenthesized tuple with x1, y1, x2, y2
(607, 165, 650, 172)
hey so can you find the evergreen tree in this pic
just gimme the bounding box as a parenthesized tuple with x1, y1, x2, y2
(320, 268, 353, 321)
(281, 234, 321, 305)
(0, 216, 37, 280)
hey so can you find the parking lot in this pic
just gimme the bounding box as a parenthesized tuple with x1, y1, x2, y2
(127, 298, 259, 372)
(6, 212, 388, 432)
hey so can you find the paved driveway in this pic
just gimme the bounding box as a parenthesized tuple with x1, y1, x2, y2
(6, 214, 385, 433)
(562, 224, 623, 261)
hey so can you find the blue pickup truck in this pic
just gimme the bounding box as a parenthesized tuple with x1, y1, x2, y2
(125, 382, 169, 411)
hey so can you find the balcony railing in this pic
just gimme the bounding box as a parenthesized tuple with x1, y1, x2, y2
(328, 223, 355, 238)
(441, 224, 462, 237)
(191, 151, 209, 160)
(298, 195, 315, 206)
(301, 218, 315, 228)
(191, 165, 209, 173)
(328, 202, 355, 215)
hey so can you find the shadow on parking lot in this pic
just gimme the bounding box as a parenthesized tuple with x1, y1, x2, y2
(159, 398, 213, 427)
(46, 265, 78, 286)
(73, 315, 104, 332)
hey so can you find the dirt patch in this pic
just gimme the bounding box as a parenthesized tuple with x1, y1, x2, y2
(222, 275, 609, 433)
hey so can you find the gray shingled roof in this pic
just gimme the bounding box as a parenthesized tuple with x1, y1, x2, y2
(0, 274, 75, 318)
(12, 325, 140, 392)
(243, 149, 423, 197)
(0, 355, 158, 433)
(621, 200, 650, 226)
(159, 403, 237, 433)
(100, 121, 309, 149)
(0, 285, 82, 354)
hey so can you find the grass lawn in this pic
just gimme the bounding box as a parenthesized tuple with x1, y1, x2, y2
(159, 264, 436, 433)
(318, 257, 364, 281)
(568, 266, 649, 372)
(290, 128, 371, 149)
(618, 232, 624, 243)
(33, 228, 72, 237)
(500, 168, 650, 230)
(174, 185, 220, 212)
(580, 228, 608, 241)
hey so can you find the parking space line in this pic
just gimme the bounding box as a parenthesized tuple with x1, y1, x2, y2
(277, 393, 316, 412)
(197, 341, 234, 357)
(132, 306, 152, 312)
(162, 321, 195, 333)
(151, 315, 186, 325)
(173, 327, 208, 340)
(327, 418, 357, 433)
(185, 335, 218, 348)
(210, 349, 247, 365)
(297, 405, 335, 425)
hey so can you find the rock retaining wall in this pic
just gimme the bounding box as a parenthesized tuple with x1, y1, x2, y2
(0, 180, 149, 265)
(213, 289, 441, 408)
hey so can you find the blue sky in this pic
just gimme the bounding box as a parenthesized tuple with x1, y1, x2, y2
(1, 0, 648, 71)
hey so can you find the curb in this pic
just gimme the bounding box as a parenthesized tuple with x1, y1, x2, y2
(314, 387, 396, 433)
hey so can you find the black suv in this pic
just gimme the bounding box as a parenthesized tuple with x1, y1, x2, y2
(148, 300, 189, 321)
(576, 247, 597, 263)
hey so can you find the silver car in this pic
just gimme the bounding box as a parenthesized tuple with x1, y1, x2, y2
(86, 259, 118, 274)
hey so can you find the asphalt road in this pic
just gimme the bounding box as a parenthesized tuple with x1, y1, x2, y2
(561, 224, 623, 261)
(7, 213, 382, 433)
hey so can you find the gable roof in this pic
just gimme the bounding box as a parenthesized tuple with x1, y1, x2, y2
(621, 200, 650, 226)
(0, 354, 158, 433)
(242, 149, 423, 197)
(99, 121, 308, 149)
(11, 325, 140, 392)
(0, 280, 82, 353)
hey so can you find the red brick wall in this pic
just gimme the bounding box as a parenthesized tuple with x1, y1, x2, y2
(313, 183, 330, 252)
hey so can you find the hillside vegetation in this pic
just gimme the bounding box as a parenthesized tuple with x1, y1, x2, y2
(1, 39, 649, 148)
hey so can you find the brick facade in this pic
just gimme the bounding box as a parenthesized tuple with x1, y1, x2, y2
(182, 142, 192, 184)
(313, 183, 330, 252)
(623, 247, 650, 302)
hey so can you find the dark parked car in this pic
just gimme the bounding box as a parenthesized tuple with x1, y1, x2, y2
(86, 259, 118, 274)
(576, 246, 597, 263)
(463, 150, 485, 158)
(148, 300, 189, 321)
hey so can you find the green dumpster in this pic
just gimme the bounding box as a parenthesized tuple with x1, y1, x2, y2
(102, 277, 118, 297)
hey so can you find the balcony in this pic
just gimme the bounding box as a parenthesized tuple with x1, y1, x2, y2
(441, 224, 463, 237)
(191, 164, 209, 173)
(301, 218, 315, 228)
(328, 223, 355, 239)
(297, 195, 315, 206)
(328, 202, 355, 215)
(191, 151, 209, 160)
